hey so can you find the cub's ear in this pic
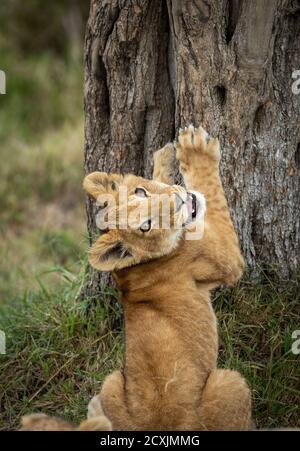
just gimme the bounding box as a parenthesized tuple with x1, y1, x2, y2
(88, 230, 134, 272)
(83, 172, 123, 200)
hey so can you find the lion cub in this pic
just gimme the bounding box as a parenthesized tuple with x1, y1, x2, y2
(21, 126, 251, 431)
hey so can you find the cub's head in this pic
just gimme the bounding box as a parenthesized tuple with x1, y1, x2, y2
(83, 172, 205, 272)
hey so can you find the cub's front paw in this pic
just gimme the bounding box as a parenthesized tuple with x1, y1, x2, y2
(88, 394, 105, 419)
(153, 142, 176, 185)
(176, 125, 220, 170)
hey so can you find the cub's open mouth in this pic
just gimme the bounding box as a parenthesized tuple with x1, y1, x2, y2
(186, 192, 198, 220)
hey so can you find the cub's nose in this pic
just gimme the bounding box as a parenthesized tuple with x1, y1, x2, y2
(175, 193, 184, 212)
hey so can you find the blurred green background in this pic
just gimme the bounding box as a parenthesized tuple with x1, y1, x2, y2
(0, 0, 90, 300)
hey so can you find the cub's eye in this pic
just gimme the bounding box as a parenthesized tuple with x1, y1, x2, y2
(140, 220, 152, 232)
(135, 187, 148, 197)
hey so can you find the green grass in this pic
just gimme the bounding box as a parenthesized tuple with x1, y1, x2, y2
(0, 268, 299, 430)
(0, 267, 124, 431)
(216, 271, 300, 429)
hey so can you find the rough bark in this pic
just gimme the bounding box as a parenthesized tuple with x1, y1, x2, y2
(83, 0, 300, 297)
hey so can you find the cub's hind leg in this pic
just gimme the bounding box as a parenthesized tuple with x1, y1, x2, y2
(88, 370, 134, 431)
(197, 369, 252, 431)
(153, 143, 176, 185)
(176, 125, 224, 217)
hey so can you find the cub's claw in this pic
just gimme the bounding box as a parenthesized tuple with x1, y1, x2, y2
(177, 125, 220, 163)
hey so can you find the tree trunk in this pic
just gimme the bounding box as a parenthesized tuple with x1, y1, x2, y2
(83, 0, 300, 297)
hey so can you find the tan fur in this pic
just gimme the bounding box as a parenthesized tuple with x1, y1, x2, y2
(83, 125, 251, 431)
(20, 125, 251, 431)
